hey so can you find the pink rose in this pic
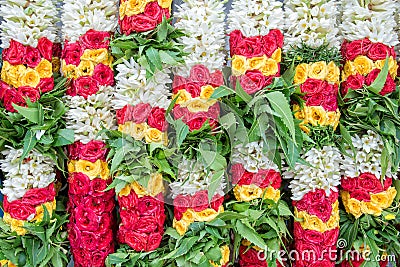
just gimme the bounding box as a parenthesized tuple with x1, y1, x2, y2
(321, 89, 338, 112)
(341, 74, 365, 96)
(118, 190, 139, 210)
(367, 43, 391, 61)
(342, 38, 372, 61)
(187, 117, 208, 131)
(24, 46, 42, 68)
(18, 86, 40, 103)
(2, 39, 26, 65)
(62, 42, 83, 66)
(144, 2, 163, 22)
(37, 37, 53, 61)
(341, 177, 357, 191)
(116, 105, 134, 125)
(357, 172, 383, 194)
(184, 82, 201, 98)
(191, 190, 209, 212)
(189, 65, 211, 84)
(148, 107, 167, 131)
(210, 194, 224, 211)
(73, 76, 100, 98)
(79, 30, 110, 50)
(137, 196, 163, 217)
(300, 78, 326, 94)
(349, 189, 371, 202)
(308, 199, 332, 222)
(130, 14, 158, 33)
(36, 77, 54, 93)
(172, 105, 186, 121)
(229, 29, 244, 56)
(73, 204, 100, 231)
(173, 194, 191, 213)
(262, 33, 278, 57)
(3, 196, 36, 221)
(208, 70, 224, 87)
(324, 227, 339, 247)
(132, 102, 152, 124)
(124, 231, 148, 251)
(92, 63, 114, 86)
(231, 163, 245, 185)
(239, 70, 266, 94)
(303, 229, 324, 244)
(172, 75, 188, 93)
(147, 232, 163, 251)
(79, 140, 107, 162)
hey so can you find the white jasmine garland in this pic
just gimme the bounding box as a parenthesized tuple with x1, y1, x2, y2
(112, 58, 171, 110)
(284, 146, 341, 201)
(174, 0, 226, 76)
(227, 0, 284, 37)
(64, 86, 116, 144)
(341, 130, 396, 180)
(340, 0, 398, 47)
(231, 140, 279, 173)
(61, 0, 118, 42)
(0, 0, 58, 48)
(169, 158, 226, 199)
(284, 0, 341, 50)
(0, 147, 56, 202)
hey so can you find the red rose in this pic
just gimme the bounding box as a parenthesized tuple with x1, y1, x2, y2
(303, 229, 324, 244)
(189, 64, 211, 84)
(138, 195, 163, 216)
(308, 260, 334, 267)
(184, 82, 201, 98)
(208, 70, 224, 87)
(80, 231, 98, 250)
(67, 224, 81, 248)
(18, 86, 40, 102)
(73, 76, 100, 98)
(256, 169, 282, 189)
(342, 38, 372, 61)
(379, 74, 396, 96)
(324, 227, 339, 247)
(134, 215, 159, 234)
(210, 194, 224, 211)
(3, 89, 25, 112)
(187, 117, 208, 131)
(148, 107, 167, 131)
(238, 171, 254, 186)
(305, 93, 324, 107)
(69, 195, 85, 207)
(367, 43, 391, 61)
(268, 29, 284, 48)
(191, 190, 209, 212)
(79, 140, 107, 162)
(147, 232, 162, 251)
(36, 77, 54, 93)
(300, 78, 326, 95)
(91, 178, 111, 197)
(303, 189, 326, 205)
(22, 183, 55, 206)
(120, 209, 139, 227)
(383, 177, 392, 190)
(4, 197, 36, 221)
(328, 190, 339, 204)
(24, 46, 42, 68)
(174, 207, 183, 221)
(132, 102, 152, 124)
(62, 42, 83, 66)
(307, 199, 332, 222)
(229, 30, 244, 56)
(119, 17, 133, 35)
(294, 222, 304, 239)
(239, 246, 265, 265)
(294, 199, 308, 211)
(90, 249, 112, 267)
(124, 231, 148, 251)
(341, 74, 365, 96)
(68, 142, 80, 160)
(321, 89, 338, 112)
(118, 190, 139, 210)
(130, 14, 158, 33)
(341, 177, 357, 191)
(161, 8, 170, 21)
(93, 63, 114, 86)
(231, 163, 245, 185)
(295, 240, 321, 261)
(68, 172, 91, 196)
(172, 105, 186, 121)
(262, 33, 278, 58)
(349, 189, 371, 202)
(357, 172, 383, 194)
(0, 81, 11, 100)
(236, 36, 263, 57)
(97, 214, 112, 235)
(173, 194, 191, 213)
(116, 105, 133, 124)
(79, 29, 110, 50)
(84, 196, 114, 214)
(37, 37, 53, 61)
(172, 75, 188, 92)
(239, 70, 266, 94)
(53, 43, 62, 58)
(73, 204, 100, 231)
(144, 1, 163, 22)
(205, 102, 221, 120)
(2, 39, 26, 65)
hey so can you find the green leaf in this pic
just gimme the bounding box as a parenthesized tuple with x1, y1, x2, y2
(53, 129, 74, 146)
(210, 86, 235, 99)
(110, 148, 125, 175)
(205, 246, 222, 262)
(159, 50, 178, 65)
(235, 79, 252, 103)
(50, 249, 63, 267)
(12, 105, 39, 124)
(175, 119, 189, 147)
(157, 17, 168, 41)
(163, 236, 198, 260)
(368, 57, 389, 94)
(146, 47, 163, 71)
(21, 130, 38, 161)
(208, 169, 224, 202)
(235, 220, 267, 250)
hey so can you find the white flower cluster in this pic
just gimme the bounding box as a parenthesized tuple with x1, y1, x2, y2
(227, 0, 284, 37)
(340, 0, 398, 47)
(284, 0, 340, 50)
(341, 130, 396, 180)
(231, 140, 279, 173)
(285, 146, 341, 201)
(169, 158, 226, 199)
(61, 0, 118, 42)
(112, 58, 172, 110)
(174, 0, 226, 76)
(395, 4, 400, 56)
(0, 0, 58, 48)
(64, 86, 116, 144)
(0, 147, 56, 202)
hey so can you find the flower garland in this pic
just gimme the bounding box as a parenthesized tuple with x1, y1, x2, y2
(62, 1, 118, 266)
(119, 0, 172, 35)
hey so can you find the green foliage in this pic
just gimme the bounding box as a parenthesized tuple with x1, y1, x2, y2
(110, 17, 186, 78)
(106, 245, 169, 267)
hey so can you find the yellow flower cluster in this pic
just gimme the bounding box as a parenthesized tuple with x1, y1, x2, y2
(210, 245, 230, 267)
(118, 173, 165, 198)
(293, 105, 340, 134)
(173, 85, 218, 111)
(1, 59, 52, 88)
(118, 121, 168, 145)
(241, 239, 263, 251)
(231, 50, 281, 77)
(342, 56, 398, 81)
(119, 0, 172, 19)
(3, 200, 56, 236)
(61, 48, 113, 79)
(233, 184, 280, 202)
(173, 206, 224, 236)
(294, 201, 339, 233)
(293, 61, 340, 85)
(0, 260, 17, 267)
(68, 159, 110, 180)
(341, 187, 397, 218)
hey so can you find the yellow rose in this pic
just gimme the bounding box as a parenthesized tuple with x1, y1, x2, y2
(194, 208, 219, 222)
(131, 122, 148, 140)
(263, 186, 280, 202)
(131, 181, 147, 197)
(326, 111, 340, 129)
(74, 159, 102, 179)
(80, 48, 109, 64)
(62, 63, 79, 79)
(0, 61, 11, 84)
(271, 48, 282, 62)
(301, 214, 326, 232)
(125, 0, 147, 17)
(248, 55, 266, 70)
(118, 184, 132, 197)
(220, 245, 230, 265)
(326, 212, 340, 229)
(148, 172, 165, 196)
(182, 209, 196, 224)
(0, 260, 17, 267)
(100, 161, 110, 179)
(158, 0, 173, 9)
(234, 184, 263, 202)
(294, 63, 309, 84)
(309, 106, 326, 126)
(185, 99, 211, 113)
(145, 127, 163, 143)
(342, 61, 357, 81)
(8, 64, 27, 88)
(231, 55, 248, 76)
(102, 54, 114, 67)
(52, 57, 61, 74)
(308, 61, 327, 80)
(33, 200, 56, 222)
(371, 191, 389, 209)
(77, 60, 95, 77)
(346, 198, 363, 218)
(294, 105, 306, 121)
(67, 161, 75, 173)
(173, 218, 189, 236)
(3, 213, 26, 236)
(119, 1, 127, 18)
(361, 201, 381, 216)
(118, 121, 133, 135)
(353, 55, 373, 76)
(21, 68, 41, 88)
(386, 187, 397, 206)
(376, 57, 399, 79)
(384, 213, 396, 220)
(300, 124, 310, 134)
(173, 89, 192, 105)
(260, 58, 278, 76)
(326, 61, 340, 83)
(35, 59, 53, 78)
(200, 85, 215, 99)
(332, 200, 339, 214)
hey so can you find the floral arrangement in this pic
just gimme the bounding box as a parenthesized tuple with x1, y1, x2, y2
(119, 0, 172, 35)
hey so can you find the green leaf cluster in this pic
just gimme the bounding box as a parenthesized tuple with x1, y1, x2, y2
(106, 245, 168, 267)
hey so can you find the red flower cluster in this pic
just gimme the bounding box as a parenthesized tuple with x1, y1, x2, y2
(67, 141, 115, 267)
(3, 38, 53, 65)
(300, 78, 339, 111)
(117, 190, 165, 251)
(173, 190, 224, 221)
(341, 173, 392, 202)
(172, 64, 224, 131)
(116, 102, 167, 131)
(62, 30, 114, 98)
(230, 163, 281, 189)
(119, 2, 170, 35)
(239, 246, 284, 267)
(3, 183, 56, 221)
